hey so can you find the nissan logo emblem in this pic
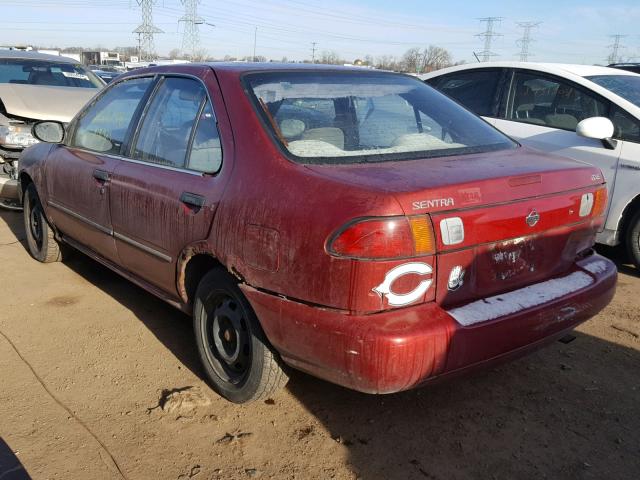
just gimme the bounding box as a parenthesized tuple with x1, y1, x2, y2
(526, 209, 540, 227)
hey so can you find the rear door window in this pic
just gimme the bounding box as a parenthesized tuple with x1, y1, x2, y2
(132, 76, 223, 172)
(507, 72, 607, 131)
(71, 76, 153, 155)
(434, 69, 503, 116)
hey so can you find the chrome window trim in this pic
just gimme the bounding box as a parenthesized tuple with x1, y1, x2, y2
(66, 146, 206, 177)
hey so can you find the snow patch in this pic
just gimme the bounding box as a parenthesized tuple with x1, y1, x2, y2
(448, 271, 594, 327)
(582, 260, 608, 275)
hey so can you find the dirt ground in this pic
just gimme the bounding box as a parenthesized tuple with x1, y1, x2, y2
(0, 208, 638, 480)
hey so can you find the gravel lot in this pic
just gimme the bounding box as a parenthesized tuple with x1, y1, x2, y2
(0, 208, 638, 480)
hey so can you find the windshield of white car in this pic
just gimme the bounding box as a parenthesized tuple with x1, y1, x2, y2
(0, 59, 104, 88)
(244, 71, 516, 164)
(587, 75, 640, 108)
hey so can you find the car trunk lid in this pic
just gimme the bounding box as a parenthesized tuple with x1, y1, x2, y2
(307, 146, 606, 308)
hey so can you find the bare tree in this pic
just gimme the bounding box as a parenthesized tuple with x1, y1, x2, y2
(401, 47, 422, 73)
(191, 48, 209, 62)
(376, 54, 398, 71)
(319, 50, 343, 65)
(168, 48, 181, 60)
(419, 45, 453, 73)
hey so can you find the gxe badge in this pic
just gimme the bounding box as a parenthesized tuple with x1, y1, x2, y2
(526, 209, 540, 227)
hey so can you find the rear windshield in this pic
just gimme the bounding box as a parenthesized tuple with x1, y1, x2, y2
(587, 74, 640, 108)
(0, 59, 104, 88)
(244, 71, 515, 164)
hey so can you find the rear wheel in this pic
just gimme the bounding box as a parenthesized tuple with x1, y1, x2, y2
(193, 268, 288, 403)
(626, 210, 640, 270)
(23, 183, 61, 263)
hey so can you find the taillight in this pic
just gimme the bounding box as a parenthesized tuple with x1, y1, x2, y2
(592, 187, 608, 217)
(328, 215, 436, 259)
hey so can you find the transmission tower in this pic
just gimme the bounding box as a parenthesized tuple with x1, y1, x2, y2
(311, 42, 317, 63)
(476, 17, 503, 62)
(516, 21, 541, 62)
(607, 34, 627, 64)
(180, 0, 204, 60)
(133, 0, 163, 61)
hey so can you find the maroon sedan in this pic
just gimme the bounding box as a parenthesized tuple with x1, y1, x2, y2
(18, 63, 616, 403)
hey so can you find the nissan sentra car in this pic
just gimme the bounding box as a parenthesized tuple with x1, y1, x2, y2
(18, 63, 617, 403)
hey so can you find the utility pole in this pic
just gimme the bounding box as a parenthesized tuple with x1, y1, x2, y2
(516, 21, 541, 62)
(133, 0, 163, 61)
(607, 34, 627, 64)
(253, 26, 257, 61)
(180, 0, 204, 60)
(311, 42, 317, 63)
(476, 17, 502, 62)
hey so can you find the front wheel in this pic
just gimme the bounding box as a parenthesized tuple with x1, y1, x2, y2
(626, 209, 640, 270)
(23, 183, 61, 263)
(193, 268, 289, 403)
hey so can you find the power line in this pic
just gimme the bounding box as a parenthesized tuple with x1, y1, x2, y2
(516, 21, 541, 62)
(133, 0, 163, 61)
(607, 34, 627, 64)
(179, 0, 204, 59)
(476, 16, 502, 62)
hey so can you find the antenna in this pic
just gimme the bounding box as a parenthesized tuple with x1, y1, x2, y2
(133, 0, 163, 61)
(516, 21, 541, 62)
(180, 0, 204, 60)
(607, 34, 627, 64)
(476, 17, 502, 62)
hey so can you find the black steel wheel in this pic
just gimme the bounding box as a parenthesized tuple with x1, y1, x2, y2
(23, 183, 61, 263)
(193, 268, 288, 403)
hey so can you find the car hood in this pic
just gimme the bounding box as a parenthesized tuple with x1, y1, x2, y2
(0, 84, 98, 122)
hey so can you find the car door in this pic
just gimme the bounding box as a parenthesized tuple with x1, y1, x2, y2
(45, 76, 155, 263)
(493, 70, 621, 195)
(603, 107, 640, 239)
(109, 73, 226, 296)
(427, 68, 506, 125)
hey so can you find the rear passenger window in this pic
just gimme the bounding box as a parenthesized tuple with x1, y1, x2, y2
(508, 72, 607, 131)
(435, 70, 502, 116)
(188, 100, 222, 173)
(133, 77, 218, 170)
(72, 77, 152, 155)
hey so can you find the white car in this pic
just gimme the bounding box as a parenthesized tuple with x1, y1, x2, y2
(421, 62, 640, 268)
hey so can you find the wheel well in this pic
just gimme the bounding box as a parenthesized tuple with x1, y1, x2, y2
(19, 172, 32, 192)
(619, 194, 640, 241)
(180, 253, 222, 305)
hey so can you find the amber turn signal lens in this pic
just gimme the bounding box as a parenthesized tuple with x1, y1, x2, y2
(592, 187, 608, 218)
(408, 216, 436, 255)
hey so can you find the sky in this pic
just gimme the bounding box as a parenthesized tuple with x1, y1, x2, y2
(1, 0, 640, 65)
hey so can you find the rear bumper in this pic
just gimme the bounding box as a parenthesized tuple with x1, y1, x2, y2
(241, 253, 617, 394)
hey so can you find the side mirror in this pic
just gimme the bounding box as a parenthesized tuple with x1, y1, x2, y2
(32, 121, 65, 144)
(576, 117, 617, 150)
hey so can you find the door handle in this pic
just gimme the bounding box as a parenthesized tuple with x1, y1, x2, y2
(180, 192, 206, 208)
(93, 169, 111, 183)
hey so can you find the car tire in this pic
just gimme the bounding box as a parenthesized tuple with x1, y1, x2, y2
(626, 209, 640, 270)
(23, 183, 61, 263)
(193, 268, 289, 403)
